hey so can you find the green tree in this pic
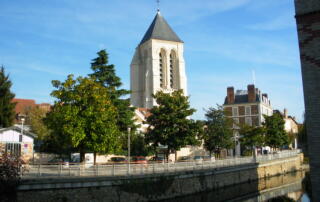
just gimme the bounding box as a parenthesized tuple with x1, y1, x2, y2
(89, 50, 136, 133)
(239, 124, 265, 154)
(145, 90, 201, 160)
(0, 66, 16, 128)
(263, 113, 289, 149)
(45, 75, 121, 164)
(26, 107, 50, 141)
(203, 106, 234, 157)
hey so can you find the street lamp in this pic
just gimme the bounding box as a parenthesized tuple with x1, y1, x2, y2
(127, 127, 131, 175)
(20, 117, 25, 142)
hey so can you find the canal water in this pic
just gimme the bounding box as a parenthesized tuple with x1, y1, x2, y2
(163, 171, 311, 202)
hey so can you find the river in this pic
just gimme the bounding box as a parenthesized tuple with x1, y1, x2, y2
(163, 170, 311, 202)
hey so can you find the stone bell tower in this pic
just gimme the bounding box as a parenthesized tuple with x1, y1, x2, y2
(130, 11, 187, 109)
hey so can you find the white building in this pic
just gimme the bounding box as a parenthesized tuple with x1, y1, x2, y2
(130, 11, 187, 108)
(0, 126, 36, 163)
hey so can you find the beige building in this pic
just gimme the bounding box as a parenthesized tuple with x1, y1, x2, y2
(223, 84, 273, 156)
(130, 11, 187, 109)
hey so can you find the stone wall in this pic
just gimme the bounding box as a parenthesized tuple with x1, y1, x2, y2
(295, 0, 320, 201)
(17, 155, 303, 202)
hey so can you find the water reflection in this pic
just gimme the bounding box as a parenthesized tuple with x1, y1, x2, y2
(163, 171, 310, 202)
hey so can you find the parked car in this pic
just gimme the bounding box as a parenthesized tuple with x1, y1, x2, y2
(149, 156, 165, 163)
(131, 156, 148, 164)
(48, 157, 69, 168)
(177, 156, 192, 162)
(108, 157, 127, 164)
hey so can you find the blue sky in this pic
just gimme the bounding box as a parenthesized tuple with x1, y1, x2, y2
(0, 0, 304, 121)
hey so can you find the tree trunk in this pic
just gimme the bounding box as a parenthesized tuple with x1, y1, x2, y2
(80, 151, 85, 163)
(94, 152, 97, 165)
(174, 151, 177, 162)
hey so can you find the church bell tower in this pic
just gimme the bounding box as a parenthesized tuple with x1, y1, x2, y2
(130, 11, 187, 108)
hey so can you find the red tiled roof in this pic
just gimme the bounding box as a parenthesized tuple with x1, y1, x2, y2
(12, 98, 36, 114)
(137, 108, 152, 118)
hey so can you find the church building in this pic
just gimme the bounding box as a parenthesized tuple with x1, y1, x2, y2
(130, 11, 187, 108)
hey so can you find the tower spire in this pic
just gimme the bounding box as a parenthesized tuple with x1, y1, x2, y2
(157, 0, 160, 12)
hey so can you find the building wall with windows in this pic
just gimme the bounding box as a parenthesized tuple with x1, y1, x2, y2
(0, 126, 36, 163)
(223, 84, 273, 127)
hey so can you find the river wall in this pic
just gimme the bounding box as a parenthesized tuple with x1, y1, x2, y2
(17, 154, 304, 202)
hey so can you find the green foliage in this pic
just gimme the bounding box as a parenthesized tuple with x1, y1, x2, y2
(26, 107, 50, 141)
(0, 66, 16, 128)
(263, 113, 289, 149)
(203, 105, 234, 155)
(239, 124, 265, 150)
(145, 90, 201, 158)
(89, 50, 136, 133)
(45, 75, 121, 157)
(0, 153, 25, 201)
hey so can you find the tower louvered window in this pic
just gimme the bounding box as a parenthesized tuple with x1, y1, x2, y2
(159, 53, 163, 88)
(170, 53, 174, 88)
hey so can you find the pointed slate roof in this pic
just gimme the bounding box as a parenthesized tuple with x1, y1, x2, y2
(140, 12, 183, 45)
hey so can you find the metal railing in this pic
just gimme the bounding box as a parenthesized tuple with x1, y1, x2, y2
(21, 149, 301, 179)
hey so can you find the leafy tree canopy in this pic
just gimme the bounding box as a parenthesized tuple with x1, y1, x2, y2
(45, 75, 121, 161)
(0, 66, 16, 128)
(203, 105, 234, 155)
(263, 113, 288, 149)
(239, 124, 265, 149)
(89, 50, 136, 133)
(145, 90, 201, 159)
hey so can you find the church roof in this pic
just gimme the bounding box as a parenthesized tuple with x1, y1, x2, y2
(140, 12, 183, 45)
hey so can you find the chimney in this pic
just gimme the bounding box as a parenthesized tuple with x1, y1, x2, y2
(247, 84, 256, 102)
(284, 108, 288, 118)
(227, 87, 235, 104)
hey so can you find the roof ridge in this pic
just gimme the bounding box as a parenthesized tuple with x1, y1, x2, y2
(139, 12, 183, 45)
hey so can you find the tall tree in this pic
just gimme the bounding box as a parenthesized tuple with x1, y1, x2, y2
(89, 50, 135, 133)
(0, 66, 16, 128)
(145, 90, 201, 160)
(239, 124, 265, 154)
(45, 75, 121, 164)
(263, 113, 289, 149)
(203, 106, 234, 157)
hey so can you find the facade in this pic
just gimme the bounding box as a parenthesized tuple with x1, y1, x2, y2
(223, 84, 273, 127)
(295, 0, 320, 199)
(130, 11, 187, 108)
(0, 126, 36, 163)
(223, 84, 272, 156)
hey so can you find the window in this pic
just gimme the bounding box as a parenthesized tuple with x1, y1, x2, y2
(5, 143, 21, 157)
(245, 106, 251, 115)
(170, 53, 174, 88)
(245, 117, 252, 126)
(233, 118, 239, 128)
(159, 53, 163, 88)
(232, 107, 238, 116)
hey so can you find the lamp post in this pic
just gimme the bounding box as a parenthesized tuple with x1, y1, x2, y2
(127, 127, 131, 175)
(20, 117, 25, 142)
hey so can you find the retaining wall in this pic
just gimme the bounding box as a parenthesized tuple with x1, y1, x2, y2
(17, 154, 304, 202)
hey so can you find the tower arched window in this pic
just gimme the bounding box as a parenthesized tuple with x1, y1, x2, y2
(159, 52, 164, 88)
(169, 51, 176, 89)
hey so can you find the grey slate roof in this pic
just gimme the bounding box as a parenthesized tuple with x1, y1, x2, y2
(224, 94, 261, 105)
(140, 12, 183, 45)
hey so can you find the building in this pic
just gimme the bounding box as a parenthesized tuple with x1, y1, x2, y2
(0, 126, 36, 163)
(295, 0, 320, 199)
(130, 11, 187, 109)
(12, 98, 51, 122)
(223, 84, 273, 156)
(223, 84, 273, 127)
